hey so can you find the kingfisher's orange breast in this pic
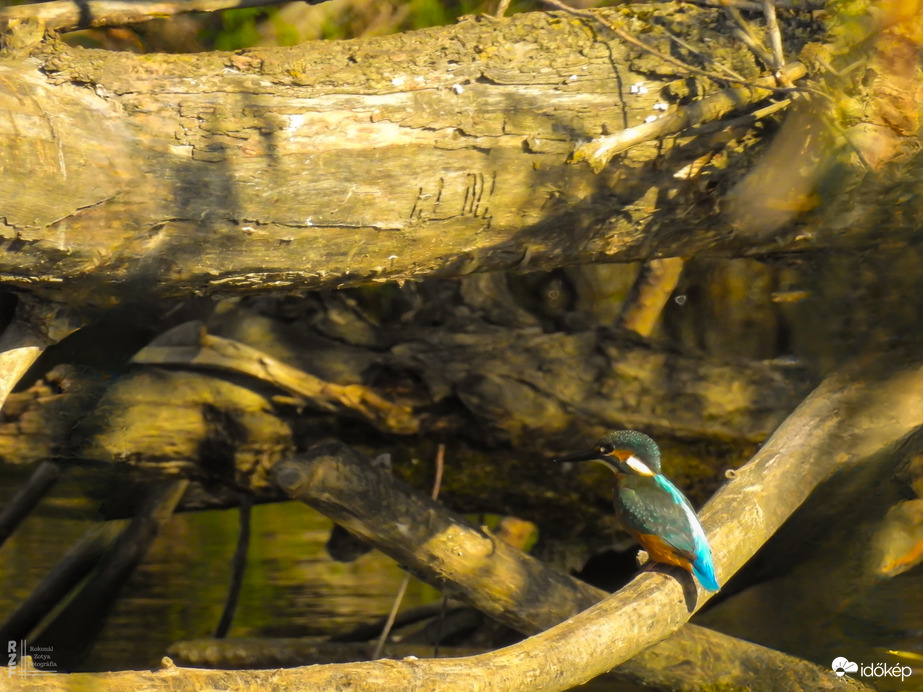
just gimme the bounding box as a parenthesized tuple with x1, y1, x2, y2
(634, 532, 695, 574)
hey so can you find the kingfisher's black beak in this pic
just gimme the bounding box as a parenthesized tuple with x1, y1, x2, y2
(554, 449, 602, 463)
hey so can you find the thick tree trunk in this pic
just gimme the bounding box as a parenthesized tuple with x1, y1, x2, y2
(1, 6, 920, 310)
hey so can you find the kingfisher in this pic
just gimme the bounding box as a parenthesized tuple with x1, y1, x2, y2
(556, 430, 720, 592)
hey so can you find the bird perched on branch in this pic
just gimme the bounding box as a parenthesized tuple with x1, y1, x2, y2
(556, 430, 720, 592)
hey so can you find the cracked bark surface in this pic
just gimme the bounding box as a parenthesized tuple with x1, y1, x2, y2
(1, 6, 920, 311)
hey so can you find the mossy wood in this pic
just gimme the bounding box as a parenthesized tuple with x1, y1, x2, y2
(1, 6, 920, 310)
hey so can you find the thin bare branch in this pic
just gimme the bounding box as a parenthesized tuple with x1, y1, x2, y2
(683, 96, 791, 138)
(542, 0, 799, 94)
(573, 61, 806, 171)
(683, 0, 763, 9)
(725, 6, 775, 70)
(432, 443, 445, 502)
(762, 0, 786, 74)
(372, 577, 411, 660)
(373, 444, 447, 659)
(214, 495, 252, 639)
(657, 23, 746, 82)
(542, 0, 750, 89)
(681, 0, 824, 9)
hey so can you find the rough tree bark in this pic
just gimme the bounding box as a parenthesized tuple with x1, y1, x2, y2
(0, 5, 920, 311)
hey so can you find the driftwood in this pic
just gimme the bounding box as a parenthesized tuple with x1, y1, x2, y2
(0, 320, 806, 477)
(0, 316, 807, 534)
(1, 7, 920, 310)
(0, 296, 80, 411)
(0, 318, 47, 412)
(131, 321, 418, 434)
(0, 645, 873, 692)
(270, 443, 867, 691)
(69, 367, 295, 488)
(13, 352, 914, 689)
(274, 443, 602, 636)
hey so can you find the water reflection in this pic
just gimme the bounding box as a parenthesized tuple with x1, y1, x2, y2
(0, 499, 438, 672)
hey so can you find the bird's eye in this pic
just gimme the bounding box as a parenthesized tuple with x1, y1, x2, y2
(598, 443, 614, 455)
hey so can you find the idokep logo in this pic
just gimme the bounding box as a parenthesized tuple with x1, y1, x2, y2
(832, 657, 858, 676)
(832, 656, 912, 682)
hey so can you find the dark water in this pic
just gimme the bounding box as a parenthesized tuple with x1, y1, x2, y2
(0, 497, 439, 672)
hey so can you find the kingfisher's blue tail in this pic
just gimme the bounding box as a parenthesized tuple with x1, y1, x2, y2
(692, 556, 720, 592)
(650, 473, 721, 592)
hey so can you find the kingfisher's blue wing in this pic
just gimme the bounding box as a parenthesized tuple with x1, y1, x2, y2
(617, 476, 719, 591)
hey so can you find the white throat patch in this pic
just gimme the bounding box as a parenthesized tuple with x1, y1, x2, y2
(626, 455, 655, 476)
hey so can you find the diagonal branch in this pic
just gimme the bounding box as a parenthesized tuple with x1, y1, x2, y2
(131, 321, 419, 434)
(573, 61, 806, 171)
(543, 0, 756, 89)
(724, 5, 775, 70)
